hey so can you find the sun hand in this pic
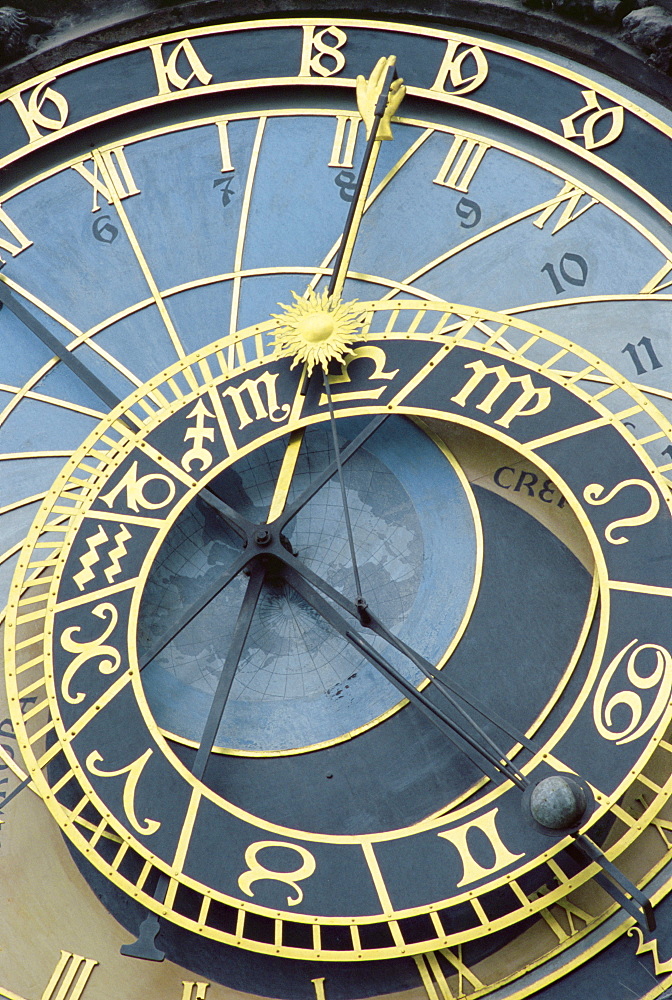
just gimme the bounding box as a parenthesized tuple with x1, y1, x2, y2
(356, 55, 406, 141)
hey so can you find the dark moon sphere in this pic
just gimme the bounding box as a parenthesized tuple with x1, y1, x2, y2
(530, 775, 587, 830)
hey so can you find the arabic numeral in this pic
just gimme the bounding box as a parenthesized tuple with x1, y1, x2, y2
(213, 177, 235, 208)
(621, 336, 663, 375)
(455, 196, 481, 229)
(541, 252, 588, 294)
(92, 214, 118, 244)
(334, 169, 356, 202)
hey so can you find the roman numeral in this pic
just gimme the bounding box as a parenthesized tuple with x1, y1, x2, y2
(329, 114, 360, 168)
(641, 261, 672, 295)
(533, 181, 598, 234)
(41, 951, 97, 1000)
(433, 135, 489, 193)
(181, 983, 209, 1000)
(216, 120, 234, 173)
(0, 205, 32, 264)
(414, 947, 484, 999)
(311, 979, 326, 1000)
(71, 146, 140, 213)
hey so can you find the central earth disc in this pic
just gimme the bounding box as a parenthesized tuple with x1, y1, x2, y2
(137, 415, 480, 754)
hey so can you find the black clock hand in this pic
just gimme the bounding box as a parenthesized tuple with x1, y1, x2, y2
(0, 280, 260, 551)
(0, 280, 123, 411)
(273, 412, 388, 530)
(281, 562, 526, 788)
(321, 371, 366, 606)
(138, 414, 389, 668)
(191, 561, 266, 780)
(139, 548, 252, 669)
(277, 551, 537, 767)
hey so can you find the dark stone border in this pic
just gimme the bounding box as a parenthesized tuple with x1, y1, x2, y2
(0, 0, 672, 107)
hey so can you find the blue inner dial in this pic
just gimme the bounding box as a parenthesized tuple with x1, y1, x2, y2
(137, 415, 480, 753)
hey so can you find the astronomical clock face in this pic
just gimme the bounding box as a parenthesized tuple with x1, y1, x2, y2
(2, 15, 672, 1000)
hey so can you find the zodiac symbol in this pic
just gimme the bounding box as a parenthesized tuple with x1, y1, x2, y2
(86, 747, 160, 835)
(73, 525, 109, 591)
(238, 841, 316, 906)
(181, 399, 216, 472)
(593, 639, 672, 745)
(583, 478, 660, 544)
(60, 603, 122, 705)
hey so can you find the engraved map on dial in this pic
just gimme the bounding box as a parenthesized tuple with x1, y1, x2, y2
(137, 416, 480, 753)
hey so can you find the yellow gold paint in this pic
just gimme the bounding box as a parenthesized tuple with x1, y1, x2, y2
(267, 429, 304, 522)
(228, 117, 267, 359)
(2, 24, 672, 982)
(13, 302, 671, 966)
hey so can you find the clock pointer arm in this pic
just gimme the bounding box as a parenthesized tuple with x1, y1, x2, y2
(280, 550, 536, 767)
(191, 561, 266, 780)
(328, 55, 405, 301)
(281, 562, 527, 789)
(272, 412, 388, 530)
(138, 548, 253, 670)
(0, 279, 123, 412)
(137, 415, 390, 670)
(0, 282, 260, 546)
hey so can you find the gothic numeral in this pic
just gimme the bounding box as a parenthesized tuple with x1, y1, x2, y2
(7, 80, 69, 142)
(334, 170, 357, 203)
(622, 336, 663, 375)
(149, 38, 213, 94)
(71, 147, 140, 213)
(430, 39, 488, 95)
(41, 951, 97, 1000)
(434, 136, 489, 193)
(299, 25, 348, 77)
(561, 89, 624, 150)
(455, 196, 481, 228)
(92, 215, 119, 244)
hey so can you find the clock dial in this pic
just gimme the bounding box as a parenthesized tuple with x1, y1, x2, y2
(2, 16, 672, 1000)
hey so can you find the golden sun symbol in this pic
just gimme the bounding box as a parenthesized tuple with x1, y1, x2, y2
(272, 288, 368, 374)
